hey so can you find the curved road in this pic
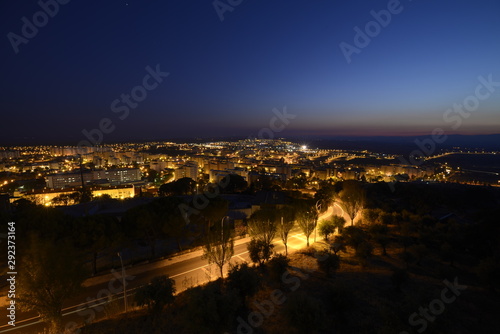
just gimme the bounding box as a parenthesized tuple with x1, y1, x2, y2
(0, 204, 346, 333)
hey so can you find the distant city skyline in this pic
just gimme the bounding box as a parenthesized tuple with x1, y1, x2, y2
(1, 0, 499, 144)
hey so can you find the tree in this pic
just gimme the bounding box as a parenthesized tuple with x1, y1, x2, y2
(17, 235, 86, 333)
(248, 238, 274, 266)
(123, 197, 188, 260)
(339, 180, 365, 226)
(220, 174, 248, 193)
(76, 188, 93, 203)
(178, 282, 241, 333)
(198, 196, 229, 233)
(343, 226, 373, 267)
(277, 206, 295, 256)
(135, 275, 175, 318)
(248, 207, 278, 251)
(331, 215, 347, 234)
(297, 208, 318, 247)
(135, 208, 162, 259)
(331, 235, 347, 255)
(93, 193, 113, 201)
(51, 193, 75, 206)
(267, 254, 290, 283)
(75, 215, 121, 275)
(202, 219, 234, 278)
(368, 223, 390, 256)
(226, 263, 260, 302)
(53, 190, 91, 205)
(285, 173, 307, 190)
(159, 177, 196, 196)
(251, 174, 282, 192)
(343, 226, 366, 250)
(146, 168, 158, 183)
(379, 210, 396, 225)
(362, 208, 381, 225)
(355, 241, 373, 268)
(159, 197, 188, 251)
(314, 182, 338, 209)
(319, 219, 336, 241)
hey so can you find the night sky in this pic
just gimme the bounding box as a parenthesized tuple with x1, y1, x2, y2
(1, 0, 499, 145)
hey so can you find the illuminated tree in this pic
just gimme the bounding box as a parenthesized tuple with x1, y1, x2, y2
(248, 207, 278, 251)
(277, 207, 295, 256)
(202, 219, 234, 278)
(248, 238, 274, 265)
(297, 209, 318, 247)
(339, 180, 365, 226)
(319, 219, 336, 241)
(331, 215, 347, 234)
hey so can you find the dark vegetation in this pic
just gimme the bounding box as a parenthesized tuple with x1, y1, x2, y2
(1, 180, 499, 333)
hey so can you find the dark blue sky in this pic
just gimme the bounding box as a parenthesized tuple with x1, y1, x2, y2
(1, 0, 499, 144)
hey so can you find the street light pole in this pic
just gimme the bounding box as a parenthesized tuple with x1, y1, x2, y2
(221, 216, 226, 238)
(117, 252, 127, 313)
(315, 200, 322, 243)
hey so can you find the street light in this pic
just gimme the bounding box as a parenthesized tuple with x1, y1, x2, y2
(220, 216, 230, 238)
(117, 252, 127, 313)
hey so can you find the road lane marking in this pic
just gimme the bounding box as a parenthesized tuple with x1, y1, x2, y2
(2, 230, 312, 332)
(291, 235, 308, 242)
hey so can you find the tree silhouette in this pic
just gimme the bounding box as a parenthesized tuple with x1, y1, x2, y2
(158, 197, 188, 251)
(331, 215, 347, 234)
(248, 238, 274, 265)
(319, 219, 336, 241)
(75, 214, 121, 275)
(17, 235, 86, 333)
(135, 275, 175, 318)
(220, 174, 248, 193)
(297, 208, 318, 247)
(339, 180, 365, 226)
(368, 223, 390, 256)
(248, 206, 278, 254)
(277, 206, 295, 256)
(159, 177, 196, 196)
(226, 263, 260, 303)
(202, 219, 234, 278)
(317, 251, 340, 277)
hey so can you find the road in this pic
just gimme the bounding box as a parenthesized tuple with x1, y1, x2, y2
(0, 204, 345, 333)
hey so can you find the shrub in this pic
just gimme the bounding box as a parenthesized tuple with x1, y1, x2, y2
(267, 254, 290, 282)
(317, 251, 340, 277)
(135, 275, 176, 317)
